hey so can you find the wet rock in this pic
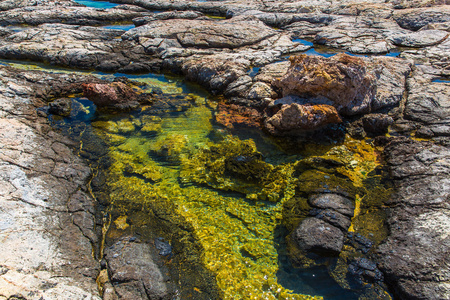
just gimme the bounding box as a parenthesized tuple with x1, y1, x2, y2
(347, 232, 374, 254)
(264, 103, 342, 135)
(104, 236, 175, 299)
(292, 217, 344, 256)
(348, 258, 384, 283)
(215, 103, 263, 129)
(82, 82, 140, 110)
(308, 193, 355, 217)
(310, 208, 352, 232)
(361, 113, 394, 136)
(154, 237, 172, 257)
(48, 98, 72, 117)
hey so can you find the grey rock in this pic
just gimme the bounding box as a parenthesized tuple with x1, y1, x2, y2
(292, 217, 344, 255)
(308, 193, 355, 217)
(390, 30, 449, 47)
(48, 98, 72, 117)
(104, 236, 174, 299)
(393, 6, 450, 31)
(310, 208, 352, 232)
(0, 66, 101, 299)
(376, 138, 450, 300)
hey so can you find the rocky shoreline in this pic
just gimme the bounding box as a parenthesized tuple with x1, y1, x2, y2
(0, 0, 448, 299)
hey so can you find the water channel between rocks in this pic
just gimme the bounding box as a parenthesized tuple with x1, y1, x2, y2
(1, 58, 392, 299)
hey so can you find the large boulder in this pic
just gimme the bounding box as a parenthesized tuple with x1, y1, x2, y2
(274, 54, 377, 115)
(273, 54, 412, 116)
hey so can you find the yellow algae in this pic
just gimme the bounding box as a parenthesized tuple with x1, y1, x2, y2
(140, 115, 162, 133)
(114, 215, 129, 230)
(92, 120, 120, 133)
(80, 70, 386, 299)
(92, 91, 321, 299)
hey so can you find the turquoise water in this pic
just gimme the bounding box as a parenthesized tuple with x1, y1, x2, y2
(102, 24, 135, 31)
(73, 0, 120, 9)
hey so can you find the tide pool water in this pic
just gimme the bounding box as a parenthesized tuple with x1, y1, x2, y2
(0, 58, 391, 299)
(73, 0, 120, 9)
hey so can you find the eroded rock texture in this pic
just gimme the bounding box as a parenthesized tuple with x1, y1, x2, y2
(0, 66, 101, 299)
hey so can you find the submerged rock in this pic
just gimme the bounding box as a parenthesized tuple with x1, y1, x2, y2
(308, 193, 355, 218)
(104, 236, 175, 299)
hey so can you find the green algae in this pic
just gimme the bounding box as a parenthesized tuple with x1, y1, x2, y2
(81, 73, 324, 299)
(89, 91, 389, 299)
(26, 59, 392, 299)
(180, 136, 296, 202)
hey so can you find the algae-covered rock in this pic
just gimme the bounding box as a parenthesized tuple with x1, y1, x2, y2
(181, 136, 295, 201)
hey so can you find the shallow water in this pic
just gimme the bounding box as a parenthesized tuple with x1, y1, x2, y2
(73, 0, 120, 9)
(1, 58, 391, 299)
(102, 24, 135, 31)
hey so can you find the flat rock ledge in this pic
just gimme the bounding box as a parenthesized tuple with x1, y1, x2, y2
(0, 66, 101, 299)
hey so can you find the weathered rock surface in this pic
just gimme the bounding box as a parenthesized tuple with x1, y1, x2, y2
(264, 103, 342, 135)
(124, 15, 277, 49)
(273, 54, 411, 115)
(82, 82, 141, 110)
(376, 139, 450, 300)
(0, 24, 147, 72)
(0, 4, 148, 26)
(104, 236, 175, 299)
(292, 217, 344, 256)
(0, 66, 101, 299)
(393, 5, 450, 31)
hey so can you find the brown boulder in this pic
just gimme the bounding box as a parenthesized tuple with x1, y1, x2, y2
(264, 103, 342, 135)
(82, 82, 140, 110)
(273, 53, 376, 115)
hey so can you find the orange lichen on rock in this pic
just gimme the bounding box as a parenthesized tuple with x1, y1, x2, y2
(274, 53, 376, 115)
(215, 103, 263, 129)
(82, 82, 141, 109)
(264, 103, 342, 135)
